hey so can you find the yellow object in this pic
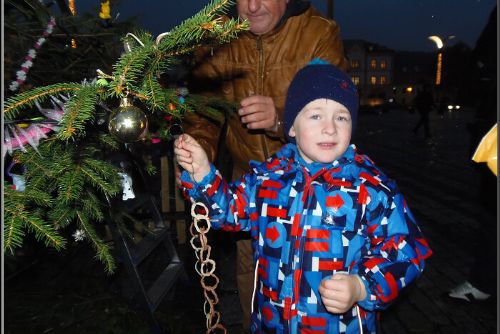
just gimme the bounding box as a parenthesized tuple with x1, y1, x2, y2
(68, 0, 77, 48)
(472, 123, 497, 176)
(68, 0, 76, 15)
(99, 0, 112, 20)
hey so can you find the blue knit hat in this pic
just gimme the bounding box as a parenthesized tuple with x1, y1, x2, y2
(284, 58, 359, 143)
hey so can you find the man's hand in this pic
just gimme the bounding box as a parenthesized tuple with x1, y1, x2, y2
(239, 95, 278, 130)
(174, 134, 211, 183)
(318, 274, 367, 314)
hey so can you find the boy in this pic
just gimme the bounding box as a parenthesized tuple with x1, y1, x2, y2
(175, 59, 432, 333)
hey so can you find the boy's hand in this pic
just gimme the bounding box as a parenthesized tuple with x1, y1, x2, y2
(318, 274, 367, 314)
(174, 134, 210, 183)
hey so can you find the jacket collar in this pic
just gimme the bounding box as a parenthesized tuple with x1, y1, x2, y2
(251, 143, 357, 175)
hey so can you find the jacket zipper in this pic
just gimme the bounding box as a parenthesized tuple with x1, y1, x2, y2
(289, 170, 324, 332)
(286, 170, 312, 331)
(257, 37, 264, 95)
(256, 36, 271, 159)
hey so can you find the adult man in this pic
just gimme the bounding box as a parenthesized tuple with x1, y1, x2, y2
(183, 0, 348, 328)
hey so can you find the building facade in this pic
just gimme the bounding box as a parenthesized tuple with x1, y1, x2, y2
(343, 40, 395, 108)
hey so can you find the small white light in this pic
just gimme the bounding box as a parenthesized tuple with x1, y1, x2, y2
(447, 105, 453, 110)
(123, 118, 134, 128)
(455, 105, 461, 110)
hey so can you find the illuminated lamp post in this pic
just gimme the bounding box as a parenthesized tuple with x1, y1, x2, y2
(428, 35, 455, 86)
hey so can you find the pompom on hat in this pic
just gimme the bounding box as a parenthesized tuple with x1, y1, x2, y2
(284, 58, 359, 142)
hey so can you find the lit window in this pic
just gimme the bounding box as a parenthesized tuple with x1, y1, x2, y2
(370, 59, 377, 69)
(380, 60, 387, 69)
(380, 76, 387, 85)
(351, 59, 360, 69)
(370, 76, 377, 85)
(352, 76, 360, 85)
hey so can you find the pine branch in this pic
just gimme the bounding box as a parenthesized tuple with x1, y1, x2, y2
(82, 157, 121, 190)
(158, 0, 232, 51)
(57, 165, 85, 204)
(109, 44, 154, 97)
(157, 0, 248, 55)
(15, 141, 70, 193)
(216, 18, 249, 43)
(48, 206, 76, 229)
(81, 192, 105, 222)
(80, 165, 120, 196)
(14, 146, 57, 181)
(4, 186, 66, 252)
(4, 83, 82, 120)
(23, 209, 67, 250)
(4, 181, 53, 207)
(4, 0, 249, 273)
(56, 84, 100, 140)
(97, 133, 121, 150)
(76, 210, 116, 274)
(141, 73, 168, 111)
(3, 203, 27, 252)
(185, 94, 239, 124)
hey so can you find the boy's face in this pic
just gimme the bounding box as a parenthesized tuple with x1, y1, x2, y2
(288, 98, 352, 164)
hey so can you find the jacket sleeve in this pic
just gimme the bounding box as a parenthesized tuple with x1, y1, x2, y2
(180, 164, 258, 232)
(351, 179, 432, 311)
(182, 47, 224, 162)
(311, 17, 348, 71)
(182, 112, 221, 163)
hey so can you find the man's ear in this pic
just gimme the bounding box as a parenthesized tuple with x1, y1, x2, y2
(288, 125, 296, 138)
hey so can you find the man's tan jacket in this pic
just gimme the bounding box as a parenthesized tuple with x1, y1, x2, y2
(185, 6, 347, 179)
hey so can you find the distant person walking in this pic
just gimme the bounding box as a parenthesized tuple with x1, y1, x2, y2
(412, 83, 435, 139)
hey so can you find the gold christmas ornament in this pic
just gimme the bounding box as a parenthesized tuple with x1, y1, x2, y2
(108, 97, 148, 142)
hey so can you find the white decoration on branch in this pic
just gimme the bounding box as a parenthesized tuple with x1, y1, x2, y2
(118, 172, 135, 200)
(11, 174, 27, 192)
(72, 229, 86, 242)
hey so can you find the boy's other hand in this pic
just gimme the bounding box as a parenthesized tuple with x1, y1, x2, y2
(174, 134, 210, 183)
(319, 273, 367, 314)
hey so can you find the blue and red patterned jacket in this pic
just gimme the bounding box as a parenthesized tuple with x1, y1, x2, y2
(181, 144, 432, 334)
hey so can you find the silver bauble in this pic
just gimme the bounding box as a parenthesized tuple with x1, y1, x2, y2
(108, 97, 148, 142)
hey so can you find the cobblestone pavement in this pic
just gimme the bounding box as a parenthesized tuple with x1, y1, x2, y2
(5, 109, 497, 334)
(161, 108, 498, 334)
(352, 109, 497, 334)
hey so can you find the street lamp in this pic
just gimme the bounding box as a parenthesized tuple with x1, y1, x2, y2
(428, 35, 455, 86)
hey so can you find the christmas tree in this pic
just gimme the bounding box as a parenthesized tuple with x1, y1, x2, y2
(3, 0, 248, 274)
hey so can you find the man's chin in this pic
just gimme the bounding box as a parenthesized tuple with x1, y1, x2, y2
(248, 21, 273, 35)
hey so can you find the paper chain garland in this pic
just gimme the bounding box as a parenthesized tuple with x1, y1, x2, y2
(9, 16, 57, 92)
(189, 202, 226, 333)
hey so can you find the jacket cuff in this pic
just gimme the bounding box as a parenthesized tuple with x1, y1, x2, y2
(355, 275, 377, 310)
(265, 117, 284, 139)
(180, 164, 217, 188)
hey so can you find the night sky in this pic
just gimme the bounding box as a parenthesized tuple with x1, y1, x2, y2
(78, 0, 497, 52)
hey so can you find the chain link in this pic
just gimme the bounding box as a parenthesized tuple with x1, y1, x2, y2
(190, 202, 227, 334)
